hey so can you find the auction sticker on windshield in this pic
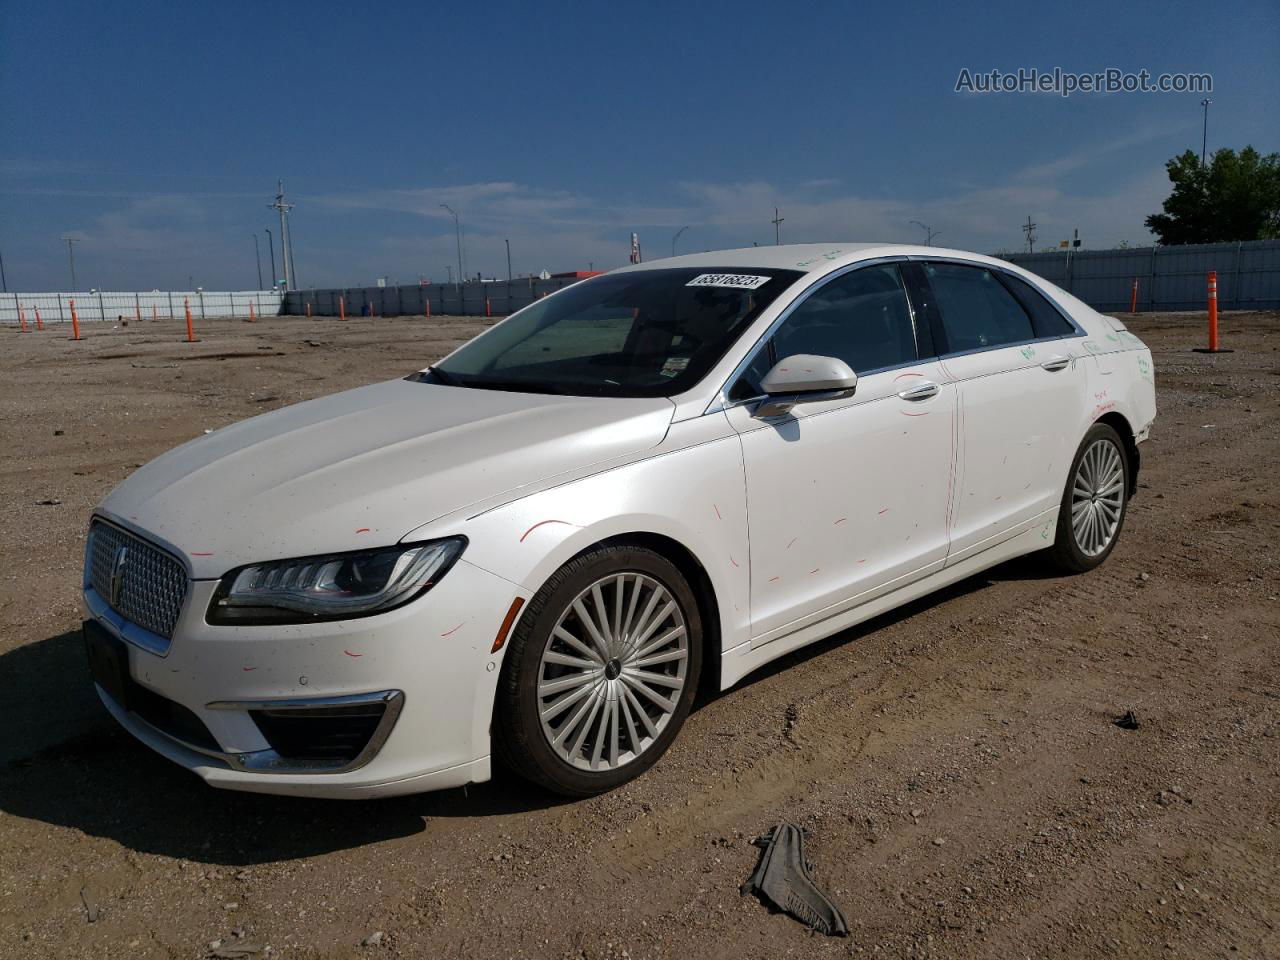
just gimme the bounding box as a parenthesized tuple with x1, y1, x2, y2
(686, 273, 772, 290)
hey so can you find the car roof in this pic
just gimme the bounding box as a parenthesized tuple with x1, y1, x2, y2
(608, 242, 1013, 276)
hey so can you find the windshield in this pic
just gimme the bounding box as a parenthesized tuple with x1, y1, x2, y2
(426, 267, 802, 397)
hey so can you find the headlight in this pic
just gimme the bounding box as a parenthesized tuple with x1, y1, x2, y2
(207, 537, 466, 625)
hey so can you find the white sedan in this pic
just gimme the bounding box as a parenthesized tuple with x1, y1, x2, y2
(83, 243, 1156, 798)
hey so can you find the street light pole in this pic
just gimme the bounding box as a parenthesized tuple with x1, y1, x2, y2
(1200, 98, 1213, 166)
(672, 225, 688, 257)
(268, 180, 295, 290)
(61, 236, 80, 289)
(505, 238, 512, 282)
(909, 220, 940, 246)
(264, 229, 277, 289)
(0, 247, 6, 292)
(441, 204, 463, 289)
(252, 234, 263, 289)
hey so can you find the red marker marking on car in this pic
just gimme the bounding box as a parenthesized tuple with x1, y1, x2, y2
(713, 503, 722, 520)
(786, 537, 797, 549)
(190, 552, 214, 556)
(355, 527, 370, 534)
(833, 517, 846, 525)
(519, 519, 580, 543)
(900, 410, 930, 417)
(877, 508, 889, 515)
(729, 556, 739, 567)
(768, 576, 781, 582)
(809, 568, 820, 575)
(893, 371, 924, 381)
(439, 622, 465, 637)
(242, 667, 256, 672)
(343, 650, 362, 658)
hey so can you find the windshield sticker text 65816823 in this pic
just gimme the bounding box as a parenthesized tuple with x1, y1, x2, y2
(686, 273, 772, 290)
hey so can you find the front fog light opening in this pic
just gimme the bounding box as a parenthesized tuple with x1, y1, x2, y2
(208, 537, 466, 625)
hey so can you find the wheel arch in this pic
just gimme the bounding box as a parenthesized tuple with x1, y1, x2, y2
(1095, 410, 1140, 497)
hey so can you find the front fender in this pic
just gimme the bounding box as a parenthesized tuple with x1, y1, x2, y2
(404, 415, 753, 660)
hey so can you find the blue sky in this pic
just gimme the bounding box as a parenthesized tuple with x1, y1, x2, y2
(2, 0, 1277, 291)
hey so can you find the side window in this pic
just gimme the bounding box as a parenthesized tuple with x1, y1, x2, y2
(998, 273, 1075, 338)
(728, 264, 916, 401)
(924, 263, 1035, 352)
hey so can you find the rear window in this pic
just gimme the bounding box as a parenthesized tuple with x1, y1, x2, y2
(998, 273, 1076, 338)
(924, 263, 1035, 352)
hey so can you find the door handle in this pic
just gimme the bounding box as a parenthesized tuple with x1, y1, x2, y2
(897, 381, 940, 401)
(1040, 355, 1071, 372)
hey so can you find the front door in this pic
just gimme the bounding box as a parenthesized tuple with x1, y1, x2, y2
(721, 263, 957, 646)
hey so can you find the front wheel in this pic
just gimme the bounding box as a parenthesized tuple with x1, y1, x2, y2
(494, 544, 702, 796)
(1045, 422, 1129, 573)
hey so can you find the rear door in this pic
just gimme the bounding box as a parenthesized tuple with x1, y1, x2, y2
(911, 261, 1086, 563)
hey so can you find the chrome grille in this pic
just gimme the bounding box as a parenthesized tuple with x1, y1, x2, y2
(87, 521, 188, 640)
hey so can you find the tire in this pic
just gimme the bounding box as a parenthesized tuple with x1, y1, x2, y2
(1045, 422, 1130, 573)
(494, 543, 703, 796)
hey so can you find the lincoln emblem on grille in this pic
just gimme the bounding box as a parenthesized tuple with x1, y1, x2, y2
(109, 545, 129, 607)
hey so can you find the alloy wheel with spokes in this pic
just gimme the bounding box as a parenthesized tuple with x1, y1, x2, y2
(537, 572, 689, 771)
(1046, 423, 1129, 574)
(495, 543, 703, 796)
(1070, 437, 1125, 557)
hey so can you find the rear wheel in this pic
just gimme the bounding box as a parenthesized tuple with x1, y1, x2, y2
(1046, 423, 1129, 573)
(495, 544, 702, 796)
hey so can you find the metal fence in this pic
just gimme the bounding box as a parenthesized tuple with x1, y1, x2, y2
(0, 290, 283, 326)
(282, 278, 586, 318)
(1004, 239, 1280, 312)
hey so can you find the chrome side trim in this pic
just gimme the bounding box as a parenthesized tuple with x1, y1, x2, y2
(99, 683, 405, 776)
(207, 689, 406, 775)
(83, 588, 174, 657)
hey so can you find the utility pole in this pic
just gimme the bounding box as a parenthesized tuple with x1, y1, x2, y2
(0, 247, 6, 292)
(1200, 98, 1213, 166)
(505, 238, 512, 282)
(264, 229, 276, 289)
(909, 220, 941, 246)
(446, 264, 453, 285)
(61, 236, 80, 289)
(771, 208, 784, 245)
(286, 215, 298, 290)
(252, 234, 263, 289)
(672, 225, 688, 257)
(1022, 216, 1037, 254)
(268, 180, 295, 290)
(440, 204, 463, 288)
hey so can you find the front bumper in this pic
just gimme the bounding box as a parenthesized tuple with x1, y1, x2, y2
(84, 557, 522, 798)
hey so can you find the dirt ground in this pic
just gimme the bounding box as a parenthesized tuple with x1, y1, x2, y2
(0, 309, 1276, 960)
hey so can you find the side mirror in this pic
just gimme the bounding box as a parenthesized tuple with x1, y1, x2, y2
(754, 354, 857, 418)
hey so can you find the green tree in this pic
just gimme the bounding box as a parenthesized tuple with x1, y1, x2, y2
(1146, 146, 1280, 244)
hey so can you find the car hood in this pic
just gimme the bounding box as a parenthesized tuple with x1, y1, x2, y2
(98, 379, 675, 578)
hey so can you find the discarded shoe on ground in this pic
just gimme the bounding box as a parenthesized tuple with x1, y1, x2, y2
(740, 821, 849, 936)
